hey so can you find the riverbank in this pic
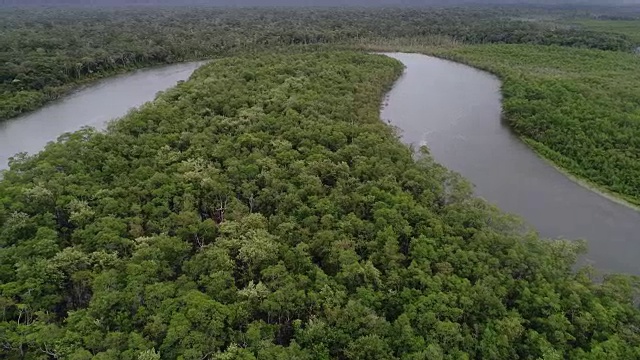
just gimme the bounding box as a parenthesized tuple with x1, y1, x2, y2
(432, 49, 640, 211)
(0, 61, 205, 170)
(380, 51, 640, 275)
(363, 42, 640, 212)
(0, 44, 332, 122)
(3, 49, 638, 275)
(521, 138, 640, 212)
(0, 57, 211, 122)
(431, 45, 640, 211)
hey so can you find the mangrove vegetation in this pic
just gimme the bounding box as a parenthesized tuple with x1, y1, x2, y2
(1, 4, 640, 359)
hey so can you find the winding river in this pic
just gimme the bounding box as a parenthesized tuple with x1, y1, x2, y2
(0, 62, 205, 170)
(382, 53, 640, 276)
(0, 54, 639, 275)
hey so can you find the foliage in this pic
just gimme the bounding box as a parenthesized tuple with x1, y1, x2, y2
(3, 5, 640, 359)
(574, 19, 640, 44)
(0, 51, 639, 359)
(0, 6, 635, 120)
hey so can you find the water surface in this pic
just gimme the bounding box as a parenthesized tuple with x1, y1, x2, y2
(382, 52, 640, 275)
(0, 62, 205, 169)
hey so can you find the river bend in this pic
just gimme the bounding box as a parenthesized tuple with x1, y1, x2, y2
(382, 52, 640, 275)
(0, 62, 204, 170)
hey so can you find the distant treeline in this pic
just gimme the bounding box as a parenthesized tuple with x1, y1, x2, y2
(2, 0, 640, 7)
(0, 7, 635, 121)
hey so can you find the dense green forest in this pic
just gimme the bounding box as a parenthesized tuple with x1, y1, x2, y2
(1, 7, 636, 121)
(2, 50, 640, 360)
(576, 19, 640, 43)
(3, 5, 640, 359)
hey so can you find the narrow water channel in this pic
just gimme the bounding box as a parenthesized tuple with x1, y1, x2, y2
(381, 52, 640, 276)
(0, 62, 205, 170)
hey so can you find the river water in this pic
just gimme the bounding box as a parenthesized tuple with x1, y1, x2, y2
(0, 62, 205, 170)
(1, 54, 638, 275)
(382, 53, 640, 276)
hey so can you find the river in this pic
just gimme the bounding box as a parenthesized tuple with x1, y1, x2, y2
(0, 54, 638, 275)
(0, 62, 205, 170)
(382, 52, 640, 276)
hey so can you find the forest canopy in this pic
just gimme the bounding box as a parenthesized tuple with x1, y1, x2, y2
(0, 7, 636, 121)
(2, 5, 640, 360)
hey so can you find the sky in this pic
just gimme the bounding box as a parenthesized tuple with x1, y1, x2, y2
(1, 0, 639, 6)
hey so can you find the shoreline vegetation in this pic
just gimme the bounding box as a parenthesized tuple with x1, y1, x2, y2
(520, 137, 640, 211)
(0, 59, 212, 121)
(381, 44, 640, 211)
(429, 44, 640, 208)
